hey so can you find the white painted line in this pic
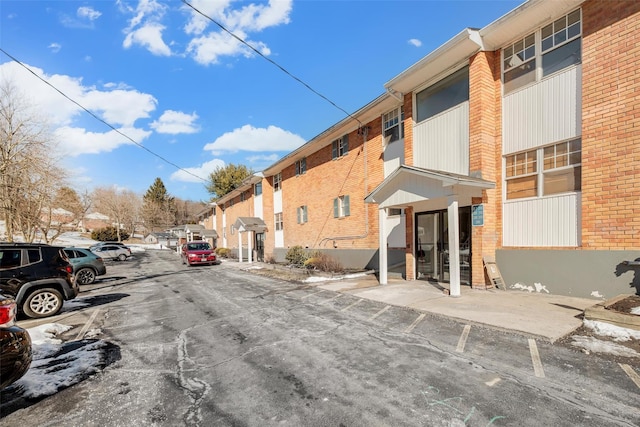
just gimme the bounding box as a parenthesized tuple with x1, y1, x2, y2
(301, 290, 325, 300)
(320, 294, 343, 304)
(456, 325, 471, 353)
(369, 305, 390, 321)
(404, 313, 426, 334)
(75, 309, 101, 341)
(619, 363, 640, 389)
(341, 298, 364, 312)
(528, 338, 545, 378)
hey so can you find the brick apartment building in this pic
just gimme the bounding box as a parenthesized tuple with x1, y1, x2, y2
(202, 0, 639, 300)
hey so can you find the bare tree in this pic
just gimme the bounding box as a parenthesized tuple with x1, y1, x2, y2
(92, 186, 141, 242)
(0, 79, 67, 242)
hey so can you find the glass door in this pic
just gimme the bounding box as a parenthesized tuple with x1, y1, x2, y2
(416, 208, 471, 284)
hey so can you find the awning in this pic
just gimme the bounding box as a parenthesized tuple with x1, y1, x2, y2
(365, 165, 495, 209)
(201, 229, 218, 238)
(233, 217, 268, 233)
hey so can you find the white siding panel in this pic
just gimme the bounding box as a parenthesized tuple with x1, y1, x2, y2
(386, 213, 406, 248)
(503, 193, 580, 247)
(254, 194, 263, 219)
(273, 190, 282, 213)
(503, 66, 581, 154)
(384, 140, 404, 177)
(413, 102, 469, 175)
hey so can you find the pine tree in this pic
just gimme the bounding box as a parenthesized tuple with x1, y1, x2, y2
(142, 178, 176, 231)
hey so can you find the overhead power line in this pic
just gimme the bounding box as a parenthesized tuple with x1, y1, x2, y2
(0, 47, 208, 183)
(181, 0, 363, 128)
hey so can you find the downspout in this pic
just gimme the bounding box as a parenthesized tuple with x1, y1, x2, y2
(319, 125, 370, 247)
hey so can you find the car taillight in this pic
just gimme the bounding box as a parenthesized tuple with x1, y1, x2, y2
(0, 300, 17, 327)
(65, 265, 73, 274)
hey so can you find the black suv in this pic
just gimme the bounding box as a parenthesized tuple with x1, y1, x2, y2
(0, 243, 79, 318)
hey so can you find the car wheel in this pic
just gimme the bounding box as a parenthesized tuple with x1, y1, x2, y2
(76, 267, 96, 285)
(118, 254, 127, 261)
(22, 288, 63, 318)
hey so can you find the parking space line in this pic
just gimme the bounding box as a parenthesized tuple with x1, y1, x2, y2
(619, 363, 640, 389)
(75, 308, 101, 341)
(341, 298, 363, 312)
(301, 290, 325, 300)
(320, 294, 343, 304)
(404, 313, 426, 334)
(369, 305, 390, 321)
(528, 338, 545, 378)
(456, 325, 471, 353)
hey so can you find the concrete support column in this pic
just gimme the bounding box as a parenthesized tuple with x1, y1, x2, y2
(378, 208, 388, 285)
(238, 230, 243, 263)
(447, 196, 461, 297)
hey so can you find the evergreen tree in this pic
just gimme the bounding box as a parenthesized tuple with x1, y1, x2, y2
(142, 178, 176, 231)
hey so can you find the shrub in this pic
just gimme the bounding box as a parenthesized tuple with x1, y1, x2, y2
(91, 227, 129, 242)
(215, 247, 230, 258)
(285, 245, 309, 266)
(265, 254, 277, 264)
(304, 251, 343, 272)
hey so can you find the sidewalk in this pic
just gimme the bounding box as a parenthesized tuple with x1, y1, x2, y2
(229, 261, 596, 342)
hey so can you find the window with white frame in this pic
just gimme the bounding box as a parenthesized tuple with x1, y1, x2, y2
(240, 191, 246, 202)
(295, 158, 307, 176)
(416, 67, 469, 123)
(383, 106, 404, 145)
(275, 212, 283, 231)
(333, 195, 350, 218)
(331, 135, 349, 159)
(297, 206, 308, 224)
(505, 138, 581, 200)
(254, 182, 262, 196)
(503, 9, 581, 94)
(273, 172, 281, 192)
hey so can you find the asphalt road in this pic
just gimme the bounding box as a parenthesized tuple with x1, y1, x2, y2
(2, 249, 639, 426)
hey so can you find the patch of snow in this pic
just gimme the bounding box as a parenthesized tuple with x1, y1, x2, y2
(571, 336, 639, 358)
(304, 272, 368, 283)
(583, 319, 640, 342)
(511, 283, 534, 292)
(533, 282, 549, 293)
(631, 306, 640, 315)
(590, 291, 605, 298)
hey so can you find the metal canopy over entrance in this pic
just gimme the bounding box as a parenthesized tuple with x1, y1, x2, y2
(365, 165, 494, 297)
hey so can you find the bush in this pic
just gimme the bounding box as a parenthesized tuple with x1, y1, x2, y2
(215, 247, 230, 258)
(285, 245, 310, 266)
(304, 251, 343, 272)
(91, 227, 129, 242)
(265, 254, 277, 264)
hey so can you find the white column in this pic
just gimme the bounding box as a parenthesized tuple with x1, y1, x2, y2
(237, 230, 243, 263)
(379, 208, 388, 285)
(447, 196, 461, 297)
(247, 231, 253, 263)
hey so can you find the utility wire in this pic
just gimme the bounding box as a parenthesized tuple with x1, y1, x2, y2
(181, 0, 363, 128)
(0, 47, 208, 183)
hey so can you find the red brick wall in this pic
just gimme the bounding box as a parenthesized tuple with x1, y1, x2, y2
(468, 50, 502, 287)
(581, 0, 640, 250)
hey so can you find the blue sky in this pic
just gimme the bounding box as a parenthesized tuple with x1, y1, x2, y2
(0, 0, 521, 202)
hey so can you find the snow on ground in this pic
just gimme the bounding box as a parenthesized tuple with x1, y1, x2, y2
(571, 320, 640, 358)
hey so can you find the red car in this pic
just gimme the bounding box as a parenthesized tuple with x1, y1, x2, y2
(181, 241, 217, 266)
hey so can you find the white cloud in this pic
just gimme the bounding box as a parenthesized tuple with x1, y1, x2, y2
(122, 0, 171, 56)
(170, 158, 225, 183)
(48, 43, 62, 53)
(54, 126, 152, 156)
(408, 38, 422, 47)
(150, 110, 199, 134)
(78, 6, 102, 21)
(203, 124, 305, 154)
(123, 22, 171, 56)
(246, 153, 280, 164)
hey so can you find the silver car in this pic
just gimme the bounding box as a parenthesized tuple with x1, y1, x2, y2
(91, 244, 131, 261)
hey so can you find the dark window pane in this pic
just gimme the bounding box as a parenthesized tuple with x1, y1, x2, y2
(416, 67, 469, 122)
(542, 38, 581, 77)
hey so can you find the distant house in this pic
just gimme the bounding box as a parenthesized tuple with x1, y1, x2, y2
(144, 232, 179, 248)
(169, 224, 218, 248)
(81, 212, 112, 232)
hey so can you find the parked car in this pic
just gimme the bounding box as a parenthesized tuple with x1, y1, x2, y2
(89, 241, 128, 251)
(91, 244, 131, 261)
(0, 294, 32, 390)
(181, 241, 217, 266)
(0, 243, 78, 319)
(64, 247, 107, 285)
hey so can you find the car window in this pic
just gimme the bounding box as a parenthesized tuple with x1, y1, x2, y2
(27, 249, 41, 264)
(0, 249, 22, 268)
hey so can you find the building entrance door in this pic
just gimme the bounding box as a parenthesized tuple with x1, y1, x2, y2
(254, 233, 265, 262)
(416, 207, 471, 284)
